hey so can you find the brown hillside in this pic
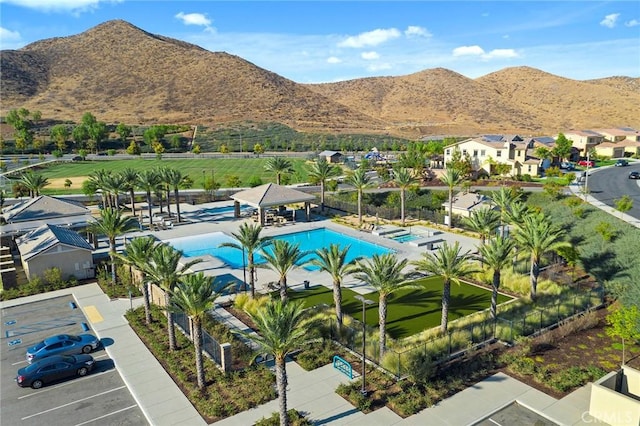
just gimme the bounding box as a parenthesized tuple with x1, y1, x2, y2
(1, 20, 638, 138)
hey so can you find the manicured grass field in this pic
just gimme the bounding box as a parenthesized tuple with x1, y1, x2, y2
(288, 276, 513, 339)
(32, 158, 312, 194)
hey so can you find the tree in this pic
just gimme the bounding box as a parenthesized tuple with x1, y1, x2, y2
(306, 158, 340, 213)
(253, 143, 264, 156)
(137, 169, 161, 225)
(346, 167, 371, 226)
(352, 253, 412, 356)
(170, 272, 224, 388)
(309, 244, 357, 326)
(513, 212, 568, 301)
(240, 300, 310, 426)
(119, 168, 139, 217)
(489, 186, 523, 236)
(614, 195, 633, 219)
(463, 207, 500, 246)
(553, 133, 573, 161)
(115, 236, 157, 324)
(264, 157, 293, 185)
(165, 168, 190, 223)
(393, 167, 417, 226)
(18, 171, 49, 198)
(412, 241, 476, 333)
(50, 125, 70, 152)
(220, 222, 271, 298)
(478, 236, 515, 319)
(88, 208, 138, 286)
(126, 140, 141, 155)
(260, 240, 308, 302)
(606, 304, 640, 365)
(72, 125, 90, 149)
(144, 244, 201, 351)
(440, 168, 462, 229)
(116, 123, 132, 146)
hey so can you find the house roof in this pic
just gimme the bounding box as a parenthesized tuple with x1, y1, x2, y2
(531, 136, 556, 145)
(2, 195, 90, 223)
(318, 150, 342, 157)
(444, 192, 491, 211)
(231, 183, 315, 209)
(17, 224, 93, 261)
(564, 130, 603, 137)
(596, 128, 639, 137)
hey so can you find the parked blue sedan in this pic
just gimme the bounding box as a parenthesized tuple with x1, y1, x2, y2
(26, 334, 100, 363)
(17, 354, 95, 389)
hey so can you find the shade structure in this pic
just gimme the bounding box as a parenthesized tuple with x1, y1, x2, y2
(230, 183, 315, 225)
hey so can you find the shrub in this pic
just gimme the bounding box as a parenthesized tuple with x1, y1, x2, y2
(548, 366, 606, 392)
(255, 410, 312, 426)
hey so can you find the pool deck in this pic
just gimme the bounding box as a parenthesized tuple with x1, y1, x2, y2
(124, 200, 481, 298)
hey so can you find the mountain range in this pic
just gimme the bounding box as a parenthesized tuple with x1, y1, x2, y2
(1, 19, 638, 138)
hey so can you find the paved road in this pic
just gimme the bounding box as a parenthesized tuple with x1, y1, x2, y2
(583, 162, 640, 221)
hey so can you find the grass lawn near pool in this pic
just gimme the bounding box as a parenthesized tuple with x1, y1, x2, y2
(29, 158, 312, 195)
(288, 276, 513, 339)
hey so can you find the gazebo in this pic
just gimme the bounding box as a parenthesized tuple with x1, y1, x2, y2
(230, 183, 315, 225)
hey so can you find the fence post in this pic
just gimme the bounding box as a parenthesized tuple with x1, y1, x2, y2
(220, 343, 232, 373)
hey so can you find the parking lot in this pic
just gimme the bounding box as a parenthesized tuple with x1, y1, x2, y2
(1, 295, 147, 426)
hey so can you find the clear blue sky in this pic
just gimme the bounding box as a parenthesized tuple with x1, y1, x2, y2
(1, 1, 639, 83)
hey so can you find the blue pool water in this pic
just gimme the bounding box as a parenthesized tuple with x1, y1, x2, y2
(168, 228, 393, 270)
(202, 204, 249, 215)
(392, 233, 422, 243)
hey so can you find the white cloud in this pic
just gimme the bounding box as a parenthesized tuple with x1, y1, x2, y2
(0, 27, 21, 42)
(1, 0, 117, 13)
(338, 28, 401, 48)
(175, 12, 212, 27)
(600, 13, 620, 28)
(405, 26, 431, 38)
(361, 51, 380, 60)
(366, 63, 392, 72)
(452, 45, 485, 56)
(326, 56, 342, 64)
(485, 49, 519, 59)
(625, 19, 639, 27)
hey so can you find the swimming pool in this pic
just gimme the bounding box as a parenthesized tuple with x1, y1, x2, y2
(201, 204, 250, 215)
(392, 233, 422, 243)
(167, 228, 394, 269)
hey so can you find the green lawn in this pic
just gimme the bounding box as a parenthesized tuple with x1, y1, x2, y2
(29, 158, 313, 194)
(288, 276, 513, 339)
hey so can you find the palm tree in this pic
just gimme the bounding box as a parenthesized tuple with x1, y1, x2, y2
(104, 172, 127, 209)
(463, 207, 500, 246)
(88, 208, 139, 286)
(137, 169, 161, 225)
(145, 244, 202, 351)
(306, 158, 340, 212)
(170, 272, 224, 389)
(87, 169, 111, 208)
(412, 241, 476, 333)
(352, 253, 412, 357)
(240, 299, 310, 426)
(264, 157, 293, 185)
(440, 168, 462, 229)
(393, 167, 417, 226)
(119, 168, 140, 217)
(165, 168, 189, 223)
(115, 236, 157, 324)
(220, 222, 271, 298)
(309, 244, 357, 326)
(19, 171, 49, 198)
(346, 167, 371, 226)
(260, 240, 308, 302)
(489, 186, 522, 236)
(478, 236, 515, 319)
(513, 212, 568, 301)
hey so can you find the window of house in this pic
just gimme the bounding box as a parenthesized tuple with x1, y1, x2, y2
(462, 150, 467, 155)
(473, 150, 478, 157)
(496, 150, 502, 157)
(528, 165, 532, 172)
(445, 149, 450, 155)
(480, 150, 485, 156)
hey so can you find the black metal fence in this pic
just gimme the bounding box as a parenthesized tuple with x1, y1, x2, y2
(173, 312, 223, 366)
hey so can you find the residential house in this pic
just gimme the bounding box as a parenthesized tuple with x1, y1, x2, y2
(16, 224, 95, 281)
(593, 127, 640, 158)
(562, 131, 604, 157)
(442, 191, 493, 219)
(443, 135, 540, 177)
(318, 150, 343, 163)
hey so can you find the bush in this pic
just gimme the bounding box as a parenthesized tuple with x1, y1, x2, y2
(548, 366, 606, 392)
(255, 410, 312, 426)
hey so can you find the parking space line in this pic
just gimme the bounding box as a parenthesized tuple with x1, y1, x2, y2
(73, 404, 138, 426)
(17, 370, 115, 399)
(12, 352, 108, 367)
(83, 306, 104, 323)
(21, 386, 125, 420)
(488, 418, 502, 426)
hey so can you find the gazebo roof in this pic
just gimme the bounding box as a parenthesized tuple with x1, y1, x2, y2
(231, 183, 315, 208)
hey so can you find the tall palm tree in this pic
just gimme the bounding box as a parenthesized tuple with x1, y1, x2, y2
(87, 169, 111, 208)
(309, 244, 357, 326)
(115, 235, 157, 324)
(346, 167, 371, 226)
(463, 207, 500, 246)
(489, 186, 522, 236)
(104, 172, 127, 209)
(393, 167, 417, 226)
(306, 158, 340, 212)
(137, 169, 161, 225)
(18, 171, 49, 198)
(145, 244, 202, 351)
(170, 272, 224, 389)
(241, 299, 310, 426)
(119, 168, 140, 217)
(264, 157, 293, 185)
(88, 208, 139, 286)
(478, 236, 515, 319)
(513, 212, 568, 301)
(260, 240, 308, 302)
(440, 168, 462, 229)
(157, 166, 173, 217)
(220, 222, 271, 298)
(165, 168, 189, 223)
(412, 241, 476, 333)
(352, 253, 412, 357)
